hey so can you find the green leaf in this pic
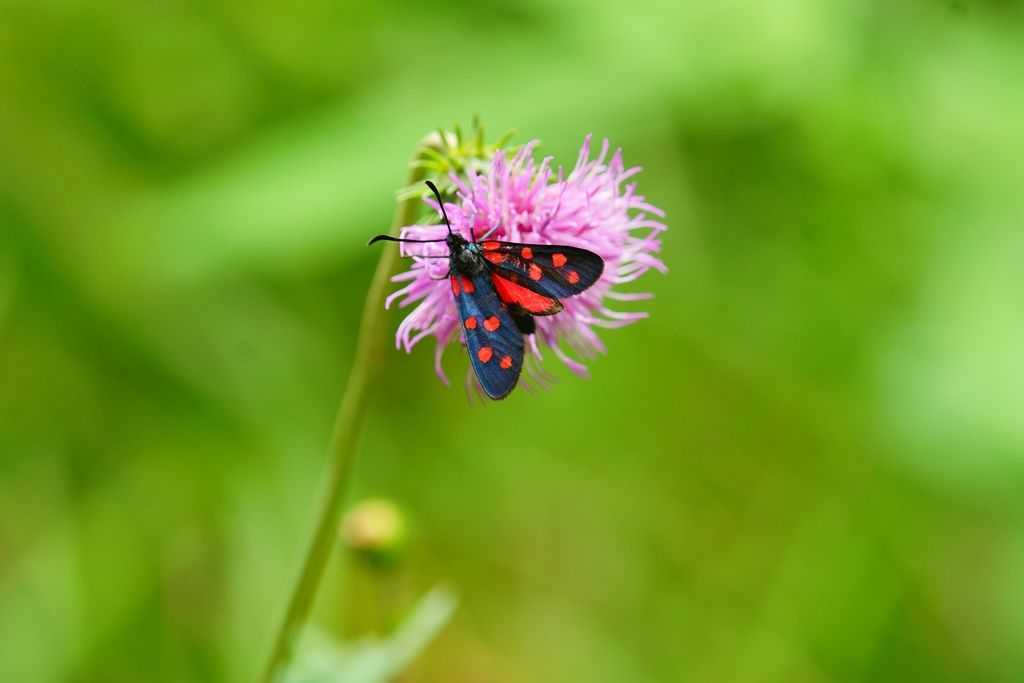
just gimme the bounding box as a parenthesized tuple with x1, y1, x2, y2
(284, 586, 457, 683)
(493, 128, 517, 149)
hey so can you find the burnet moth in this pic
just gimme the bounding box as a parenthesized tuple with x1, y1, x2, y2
(369, 181, 605, 399)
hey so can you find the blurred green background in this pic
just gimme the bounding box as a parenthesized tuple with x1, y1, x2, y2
(3, 0, 1024, 681)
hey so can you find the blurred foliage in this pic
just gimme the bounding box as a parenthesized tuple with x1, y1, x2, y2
(285, 587, 456, 683)
(2, 0, 1024, 681)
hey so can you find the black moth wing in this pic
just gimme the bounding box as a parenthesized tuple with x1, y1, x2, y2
(480, 241, 605, 300)
(509, 310, 536, 335)
(450, 271, 524, 400)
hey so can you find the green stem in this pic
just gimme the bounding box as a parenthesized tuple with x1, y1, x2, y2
(253, 135, 437, 683)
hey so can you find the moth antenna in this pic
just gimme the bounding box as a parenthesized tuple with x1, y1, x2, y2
(425, 180, 454, 236)
(367, 235, 447, 246)
(368, 181, 455, 246)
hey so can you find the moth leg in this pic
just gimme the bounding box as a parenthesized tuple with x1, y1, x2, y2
(478, 222, 500, 242)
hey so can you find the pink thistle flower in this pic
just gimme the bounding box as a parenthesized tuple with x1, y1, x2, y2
(385, 135, 667, 392)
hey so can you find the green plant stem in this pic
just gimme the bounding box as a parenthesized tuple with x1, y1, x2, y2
(253, 136, 437, 683)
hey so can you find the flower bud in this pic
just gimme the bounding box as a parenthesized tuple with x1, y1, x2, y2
(340, 498, 407, 565)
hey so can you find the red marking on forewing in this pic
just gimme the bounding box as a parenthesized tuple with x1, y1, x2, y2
(450, 277, 461, 296)
(528, 263, 543, 281)
(460, 276, 475, 293)
(551, 253, 567, 268)
(482, 241, 501, 251)
(490, 273, 561, 314)
(521, 246, 533, 259)
(477, 346, 493, 363)
(567, 270, 580, 284)
(484, 251, 505, 265)
(484, 316, 501, 332)
(464, 316, 477, 329)
(500, 355, 513, 369)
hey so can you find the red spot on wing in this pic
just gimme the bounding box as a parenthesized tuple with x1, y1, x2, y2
(482, 241, 501, 251)
(483, 316, 501, 332)
(464, 316, 477, 330)
(451, 277, 461, 296)
(521, 246, 533, 259)
(477, 346, 493, 363)
(460, 276, 475, 294)
(484, 251, 505, 265)
(551, 253, 567, 268)
(528, 263, 543, 281)
(500, 355, 513, 369)
(490, 273, 562, 314)
(567, 270, 580, 284)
